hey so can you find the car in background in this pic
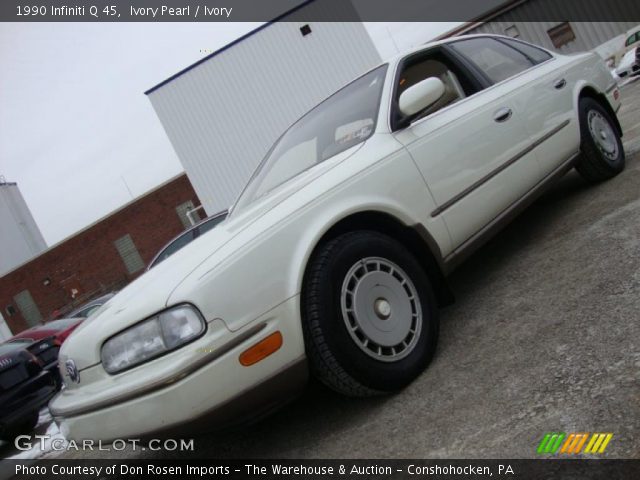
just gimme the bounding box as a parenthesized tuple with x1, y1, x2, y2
(64, 292, 117, 319)
(147, 210, 228, 269)
(613, 26, 640, 67)
(7, 334, 67, 386)
(0, 340, 57, 441)
(8, 317, 85, 344)
(8, 318, 92, 386)
(615, 47, 640, 80)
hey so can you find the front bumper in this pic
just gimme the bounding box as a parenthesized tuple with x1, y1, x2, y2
(0, 370, 57, 437)
(50, 295, 307, 441)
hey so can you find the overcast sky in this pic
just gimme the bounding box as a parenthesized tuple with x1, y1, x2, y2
(0, 21, 459, 245)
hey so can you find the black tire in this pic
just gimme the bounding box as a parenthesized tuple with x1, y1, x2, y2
(301, 231, 439, 397)
(0, 411, 39, 442)
(575, 97, 625, 182)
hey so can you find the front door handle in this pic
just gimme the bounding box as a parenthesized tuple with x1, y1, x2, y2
(493, 107, 512, 123)
(554, 78, 567, 89)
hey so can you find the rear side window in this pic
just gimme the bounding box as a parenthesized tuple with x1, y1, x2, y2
(74, 304, 102, 318)
(196, 214, 227, 236)
(150, 230, 195, 268)
(450, 37, 536, 84)
(498, 38, 552, 65)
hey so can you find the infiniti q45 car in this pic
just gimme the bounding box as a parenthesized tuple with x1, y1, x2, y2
(51, 35, 624, 440)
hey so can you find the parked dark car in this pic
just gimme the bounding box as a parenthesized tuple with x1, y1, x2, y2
(147, 210, 228, 269)
(0, 340, 57, 441)
(7, 336, 62, 386)
(8, 319, 90, 388)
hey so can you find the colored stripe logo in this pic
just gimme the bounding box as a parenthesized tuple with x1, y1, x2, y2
(537, 433, 613, 455)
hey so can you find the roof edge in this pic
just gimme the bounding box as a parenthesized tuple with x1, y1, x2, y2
(434, 0, 529, 39)
(144, 0, 315, 95)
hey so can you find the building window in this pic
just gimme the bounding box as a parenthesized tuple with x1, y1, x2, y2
(13, 290, 43, 327)
(449, 37, 534, 84)
(504, 25, 520, 38)
(547, 22, 575, 49)
(176, 201, 202, 228)
(114, 234, 145, 274)
(300, 24, 312, 36)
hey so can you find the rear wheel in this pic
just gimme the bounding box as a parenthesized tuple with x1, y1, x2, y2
(575, 97, 625, 182)
(302, 231, 439, 396)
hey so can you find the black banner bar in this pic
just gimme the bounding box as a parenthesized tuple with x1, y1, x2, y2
(2, 459, 640, 480)
(0, 0, 640, 22)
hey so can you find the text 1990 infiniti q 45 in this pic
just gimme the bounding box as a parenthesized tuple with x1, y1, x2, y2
(51, 35, 624, 440)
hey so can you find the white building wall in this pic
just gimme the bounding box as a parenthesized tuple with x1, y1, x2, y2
(147, 21, 381, 215)
(0, 182, 47, 276)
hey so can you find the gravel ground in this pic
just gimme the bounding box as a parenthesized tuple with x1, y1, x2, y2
(4, 79, 639, 461)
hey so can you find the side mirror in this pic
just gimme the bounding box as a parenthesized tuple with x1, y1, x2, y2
(398, 77, 446, 117)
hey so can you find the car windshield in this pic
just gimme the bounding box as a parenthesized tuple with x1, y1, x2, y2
(42, 318, 81, 330)
(233, 64, 388, 211)
(0, 340, 31, 355)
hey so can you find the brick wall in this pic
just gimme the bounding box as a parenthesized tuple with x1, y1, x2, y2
(0, 174, 201, 334)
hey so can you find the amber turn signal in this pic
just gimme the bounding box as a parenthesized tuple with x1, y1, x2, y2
(239, 331, 283, 366)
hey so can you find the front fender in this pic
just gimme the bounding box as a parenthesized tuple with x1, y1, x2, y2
(168, 136, 451, 334)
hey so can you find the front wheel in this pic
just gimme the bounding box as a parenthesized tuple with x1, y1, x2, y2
(301, 231, 439, 397)
(575, 97, 625, 182)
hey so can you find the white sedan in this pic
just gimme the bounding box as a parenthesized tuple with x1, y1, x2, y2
(615, 46, 640, 80)
(51, 35, 624, 441)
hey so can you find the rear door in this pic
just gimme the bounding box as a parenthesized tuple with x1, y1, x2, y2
(392, 41, 543, 251)
(472, 37, 578, 175)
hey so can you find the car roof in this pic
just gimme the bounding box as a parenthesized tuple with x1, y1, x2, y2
(66, 292, 116, 316)
(42, 317, 84, 330)
(0, 340, 33, 356)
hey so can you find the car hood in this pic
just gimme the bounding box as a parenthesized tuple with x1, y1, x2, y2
(62, 143, 365, 370)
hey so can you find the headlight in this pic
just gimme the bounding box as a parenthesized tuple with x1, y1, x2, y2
(101, 305, 205, 374)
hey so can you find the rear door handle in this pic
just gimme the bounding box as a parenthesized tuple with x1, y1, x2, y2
(554, 78, 567, 89)
(493, 107, 512, 123)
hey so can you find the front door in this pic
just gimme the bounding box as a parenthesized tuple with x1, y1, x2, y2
(392, 42, 544, 251)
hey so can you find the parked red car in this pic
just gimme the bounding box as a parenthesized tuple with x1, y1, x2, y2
(7, 317, 84, 345)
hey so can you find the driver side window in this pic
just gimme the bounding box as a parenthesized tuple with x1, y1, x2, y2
(392, 48, 481, 130)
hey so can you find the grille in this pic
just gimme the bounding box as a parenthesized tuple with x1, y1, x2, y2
(36, 346, 59, 365)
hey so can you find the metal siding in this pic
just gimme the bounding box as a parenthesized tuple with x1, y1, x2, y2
(148, 22, 381, 215)
(0, 184, 47, 276)
(463, 0, 637, 54)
